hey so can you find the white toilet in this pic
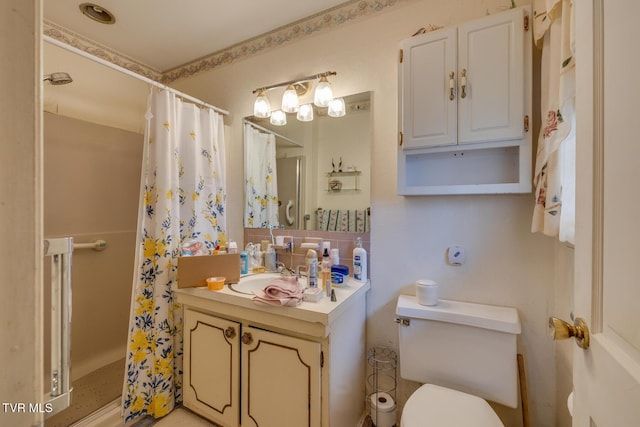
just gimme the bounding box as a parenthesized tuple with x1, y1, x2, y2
(395, 294, 521, 426)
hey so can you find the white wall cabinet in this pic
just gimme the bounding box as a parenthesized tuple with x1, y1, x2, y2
(177, 278, 369, 427)
(398, 6, 532, 195)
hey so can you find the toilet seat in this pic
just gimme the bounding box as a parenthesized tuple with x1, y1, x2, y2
(401, 384, 504, 427)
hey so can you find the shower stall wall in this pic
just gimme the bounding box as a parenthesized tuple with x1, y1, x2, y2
(43, 112, 143, 426)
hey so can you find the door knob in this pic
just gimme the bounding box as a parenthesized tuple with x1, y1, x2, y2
(548, 316, 590, 349)
(224, 326, 236, 339)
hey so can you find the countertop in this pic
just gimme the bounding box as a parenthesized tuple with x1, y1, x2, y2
(174, 273, 370, 328)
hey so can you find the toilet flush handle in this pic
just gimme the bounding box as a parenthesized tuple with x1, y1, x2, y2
(394, 317, 410, 326)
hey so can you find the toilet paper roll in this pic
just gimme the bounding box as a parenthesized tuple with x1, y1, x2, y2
(370, 392, 396, 412)
(370, 392, 397, 427)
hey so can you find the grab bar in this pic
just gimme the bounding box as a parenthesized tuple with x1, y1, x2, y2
(73, 239, 107, 251)
(43, 237, 73, 417)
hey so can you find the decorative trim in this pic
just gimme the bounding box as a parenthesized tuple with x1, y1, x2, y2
(163, 0, 399, 82)
(44, 0, 401, 84)
(591, 0, 604, 334)
(43, 20, 163, 81)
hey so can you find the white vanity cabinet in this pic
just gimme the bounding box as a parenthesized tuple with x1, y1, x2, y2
(183, 309, 321, 426)
(177, 278, 369, 427)
(398, 6, 532, 195)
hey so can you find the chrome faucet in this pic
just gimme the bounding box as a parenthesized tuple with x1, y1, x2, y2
(276, 261, 295, 276)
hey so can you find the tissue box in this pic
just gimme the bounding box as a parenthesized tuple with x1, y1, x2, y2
(177, 253, 240, 288)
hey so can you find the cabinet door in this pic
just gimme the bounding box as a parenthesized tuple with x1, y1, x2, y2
(457, 7, 525, 144)
(183, 309, 240, 426)
(400, 27, 457, 149)
(241, 326, 321, 427)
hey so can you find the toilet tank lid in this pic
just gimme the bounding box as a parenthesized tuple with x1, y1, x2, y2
(396, 295, 521, 334)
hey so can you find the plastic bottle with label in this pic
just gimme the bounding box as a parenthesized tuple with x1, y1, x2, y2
(353, 237, 367, 282)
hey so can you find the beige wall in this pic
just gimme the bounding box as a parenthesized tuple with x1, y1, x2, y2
(36, 1, 577, 426)
(171, 1, 568, 425)
(43, 113, 143, 379)
(1, 1, 43, 425)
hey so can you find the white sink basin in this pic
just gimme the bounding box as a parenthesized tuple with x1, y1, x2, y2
(229, 273, 282, 295)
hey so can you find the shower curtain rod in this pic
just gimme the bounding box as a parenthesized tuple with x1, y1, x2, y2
(244, 120, 302, 147)
(43, 35, 230, 116)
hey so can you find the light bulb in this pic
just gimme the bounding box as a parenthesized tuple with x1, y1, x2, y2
(314, 76, 333, 107)
(327, 97, 346, 117)
(270, 110, 287, 126)
(281, 85, 299, 113)
(253, 91, 271, 118)
(297, 104, 314, 122)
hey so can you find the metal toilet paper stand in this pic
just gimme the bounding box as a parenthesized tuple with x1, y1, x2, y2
(367, 346, 397, 427)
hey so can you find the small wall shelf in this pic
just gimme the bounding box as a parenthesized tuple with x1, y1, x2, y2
(326, 170, 361, 192)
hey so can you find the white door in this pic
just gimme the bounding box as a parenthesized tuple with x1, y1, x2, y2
(571, 1, 640, 425)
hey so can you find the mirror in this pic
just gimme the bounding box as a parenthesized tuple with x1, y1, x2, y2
(244, 91, 371, 232)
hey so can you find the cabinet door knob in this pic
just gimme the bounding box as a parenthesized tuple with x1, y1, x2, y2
(449, 71, 456, 100)
(241, 332, 253, 345)
(224, 326, 236, 339)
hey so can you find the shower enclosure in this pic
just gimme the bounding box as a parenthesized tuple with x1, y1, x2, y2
(43, 112, 143, 426)
(276, 156, 304, 229)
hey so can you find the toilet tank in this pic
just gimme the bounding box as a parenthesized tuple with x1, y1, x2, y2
(396, 295, 521, 408)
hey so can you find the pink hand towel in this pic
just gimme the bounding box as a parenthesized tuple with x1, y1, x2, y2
(252, 276, 303, 307)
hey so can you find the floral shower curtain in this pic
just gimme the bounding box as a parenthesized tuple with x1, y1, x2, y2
(123, 89, 227, 421)
(531, 0, 576, 243)
(243, 123, 279, 228)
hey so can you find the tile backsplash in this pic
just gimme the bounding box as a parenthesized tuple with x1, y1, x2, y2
(243, 228, 370, 278)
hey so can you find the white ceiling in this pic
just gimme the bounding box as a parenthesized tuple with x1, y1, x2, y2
(44, 0, 351, 71)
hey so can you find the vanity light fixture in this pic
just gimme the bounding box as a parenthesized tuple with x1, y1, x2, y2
(252, 71, 338, 122)
(270, 110, 287, 126)
(297, 103, 314, 122)
(313, 75, 333, 107)
(327, 97, 346, 117)
(281, 85, 300, 113)
(253, 90, 271, 118)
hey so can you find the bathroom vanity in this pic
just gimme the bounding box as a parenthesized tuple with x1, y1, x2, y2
(174, 274, 369, 427)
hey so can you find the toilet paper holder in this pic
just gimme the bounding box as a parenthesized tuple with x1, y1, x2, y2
(367, 346, 398, 427)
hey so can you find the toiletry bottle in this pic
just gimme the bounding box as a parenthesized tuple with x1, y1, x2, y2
(240, 251, 249, 275)
(265, 244, 276, 272)
(321, 245, 332, 296)
(307, 251, 318, 289)
(305, 248, 317, 270)
(353, 237, 367, 282)
(329, 248, 350, 287)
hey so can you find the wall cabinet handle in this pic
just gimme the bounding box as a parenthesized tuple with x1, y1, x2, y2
(460, 68, 467, 99)
(449, 71, 455, 100)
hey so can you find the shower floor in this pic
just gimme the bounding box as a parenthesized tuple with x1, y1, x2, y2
(46, 358, 125, 427)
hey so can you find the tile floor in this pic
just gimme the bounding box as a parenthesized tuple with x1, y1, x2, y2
(130, 407, 216, 427)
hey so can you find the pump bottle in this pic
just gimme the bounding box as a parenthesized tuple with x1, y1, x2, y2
(353, 237, 367, 282)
